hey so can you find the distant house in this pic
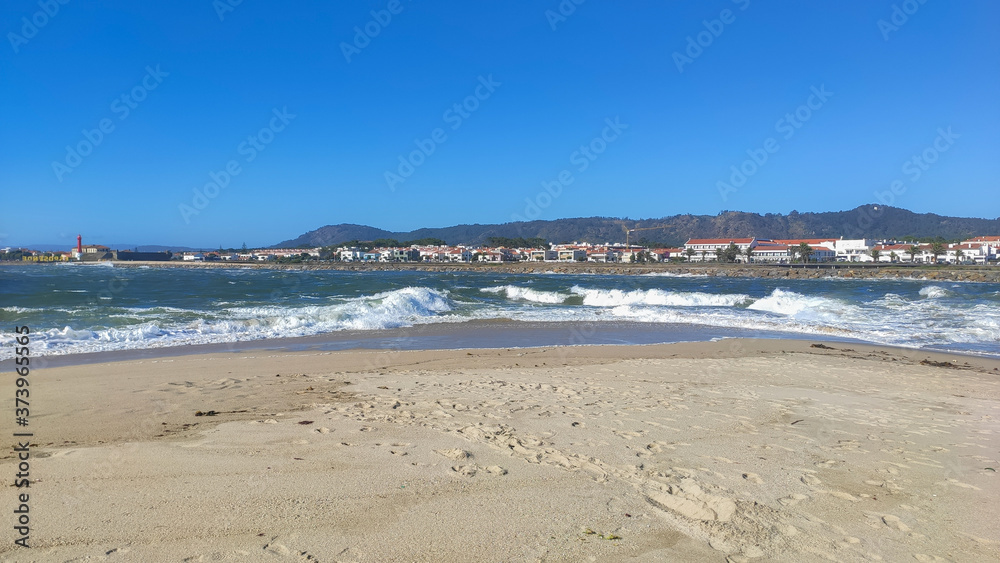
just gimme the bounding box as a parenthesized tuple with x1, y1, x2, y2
(869, 244, 912, 262)
(530, 249, 558, 261)
(586, 249, 611, 262)
(392, 248, 420, 262)
(270, 248, 321, 259)
(338, 247, 363, 262)
(82, 245, 110, 254)
(946, 243, 992, 264)
(76, 245, 113, 261)
(417, 246, 447, 262)
(557, 249, 587, 262)
(832, 239, 876, 262)
(445, 248, 472, 262)
(751, 243, 792, 263)
(683, 238, 756, 262)
(652, 248, 684, 261)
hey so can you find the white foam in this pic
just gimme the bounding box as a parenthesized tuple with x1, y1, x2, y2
(640, 272, 708, 278)
(481, 285, 568, 304)
(746, 288, 856, 322)
(918, 285, 951, 298)
(5, 277, 998, 360)
(571, 286, 750, 307)
(1, 286, 455, 359)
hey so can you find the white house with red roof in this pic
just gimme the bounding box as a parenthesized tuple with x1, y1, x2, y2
(445, 248, 472, 262)
(651, 248, 684, 261)
(750, 242, 792, 262)
(945, 242, 994, 264)
(683, 238, 757, 262)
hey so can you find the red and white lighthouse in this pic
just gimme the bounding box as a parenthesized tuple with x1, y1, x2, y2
(77, 235, 82, 253)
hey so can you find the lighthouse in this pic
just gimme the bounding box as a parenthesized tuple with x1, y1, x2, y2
(72, 235, 83, 260)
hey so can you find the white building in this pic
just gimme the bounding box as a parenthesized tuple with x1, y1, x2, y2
(338, 247, 363, 262)
(557, 249, 587, 262)
(750, 243, 792, 262)
(683, 238, 756, 262)
(529, 249, 558, 261)
(269, 248, 321, 259)
(833, 239, 876, 262)
(445, 248, 472, 262)
(945, 243, 994, 264)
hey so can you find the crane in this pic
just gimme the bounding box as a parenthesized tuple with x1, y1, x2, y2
(620, 225, 669, 262)
(623, 225, 668, 248)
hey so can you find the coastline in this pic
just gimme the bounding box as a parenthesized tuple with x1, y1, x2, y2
(2, 339, 997, 561)
(8, 318, 998, 371)
(6, 259, 1000, 283)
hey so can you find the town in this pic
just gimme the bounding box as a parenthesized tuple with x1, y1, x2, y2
(5, 234, 999, 265)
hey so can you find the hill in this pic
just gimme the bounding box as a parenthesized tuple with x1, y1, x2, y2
(274, 206, 1000, 248)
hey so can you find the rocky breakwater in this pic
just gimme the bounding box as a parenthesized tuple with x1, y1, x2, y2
(109, 260, 1000, 282)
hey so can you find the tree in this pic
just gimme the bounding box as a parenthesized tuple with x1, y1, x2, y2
(685, 248, 696, 262)
(930, 242, 946, 263)
(870, 248, 881, 262)
(797, 242, 814, 263)
(906, 245, 919, 263)
(889, 251, 898, 263)
(714, 246, 724, 262)
(700, 250, 707, 262)
(743, 246, 754, 264)
(241, 242, 248, 252)
(719, 243, 741, 263)
(787, 245, 798, 263)
(954, 247, 964, 264)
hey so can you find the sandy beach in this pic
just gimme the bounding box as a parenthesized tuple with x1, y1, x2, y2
(2, 339, 998, 562)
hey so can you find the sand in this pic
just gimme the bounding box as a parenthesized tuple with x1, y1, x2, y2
(2, 339, 998, 562)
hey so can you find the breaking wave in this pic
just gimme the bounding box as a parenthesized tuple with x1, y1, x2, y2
(571, 286, 751, 307)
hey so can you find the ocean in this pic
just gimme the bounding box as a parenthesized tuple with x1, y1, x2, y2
(1, 263, 999, 360)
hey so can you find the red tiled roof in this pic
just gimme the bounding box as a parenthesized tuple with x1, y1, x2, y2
(772, 238, 836, 245)
(685, 238, 754, 245)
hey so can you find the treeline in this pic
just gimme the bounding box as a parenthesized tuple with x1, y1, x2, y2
(330, 238, 447, 251)
(0, 250, 27, 261)
(485, 236, 548, 248)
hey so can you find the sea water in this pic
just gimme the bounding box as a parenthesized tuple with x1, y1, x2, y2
(1, 264, 998, 359)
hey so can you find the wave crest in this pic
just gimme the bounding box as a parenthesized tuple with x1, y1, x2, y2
(571, 286, 750, 307)
(918, 286, 951, 299)
(480, 285, 567, 304)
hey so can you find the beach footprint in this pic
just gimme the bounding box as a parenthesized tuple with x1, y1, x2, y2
(881, 514, 911, 532)
(778, 493, 810, 506)
(801, 474, 822, 486)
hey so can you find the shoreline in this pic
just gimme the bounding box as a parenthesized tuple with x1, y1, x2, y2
(7, 318, 998, 370)
(5, 259, 1000, 282)
(2, 339, 997, 561)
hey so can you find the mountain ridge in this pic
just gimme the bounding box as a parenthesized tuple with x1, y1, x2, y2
(274, 206, 1000, 248)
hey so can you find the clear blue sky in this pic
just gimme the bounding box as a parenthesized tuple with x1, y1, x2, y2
(2, 0, 998, 247)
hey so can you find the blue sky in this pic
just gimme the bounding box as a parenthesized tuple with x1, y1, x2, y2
(2, 0, 998, 247)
